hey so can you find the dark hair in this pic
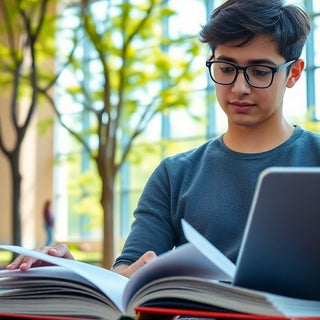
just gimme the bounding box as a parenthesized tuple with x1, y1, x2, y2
(199, 0, 310, 61)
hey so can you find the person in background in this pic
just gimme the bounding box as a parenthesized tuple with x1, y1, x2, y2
(6, 0, 320, 277)
(43, 200, 54, 246)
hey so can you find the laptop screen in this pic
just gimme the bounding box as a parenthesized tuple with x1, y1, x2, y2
(233, 167, 320, 300)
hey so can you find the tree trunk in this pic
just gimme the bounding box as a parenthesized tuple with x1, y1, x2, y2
(10, 149, 22, 247)
(101, 172, 115, 269)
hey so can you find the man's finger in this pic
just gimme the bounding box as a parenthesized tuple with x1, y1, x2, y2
(6, 255, 39, 271)
(6, 243, 74, 271)
(126, 251, 157, 276)
(47, 244, 74, 259)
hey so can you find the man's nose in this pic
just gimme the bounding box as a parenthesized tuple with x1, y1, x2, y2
(231, 70, 251, 94)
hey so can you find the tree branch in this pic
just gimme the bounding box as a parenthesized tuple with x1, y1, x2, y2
(42, 34, 78, 93)
(0, 121, 11, 159)
(116, 95, 158, 170)
(17, 5, 38, 143)
(125, 0, 155, 47)
(81, 0, 111, 117)
(114, 0, 158, 170)
(33, 0, 50, 41)
(39, 87, 93, 158)
(10, 59, 23, 131)
(0, 0, 19, 63)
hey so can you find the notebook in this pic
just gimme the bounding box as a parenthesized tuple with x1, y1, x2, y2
(233, 167, 320, 300)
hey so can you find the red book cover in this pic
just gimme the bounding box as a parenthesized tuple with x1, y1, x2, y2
(0, 313, 96, 320)
(135, 306, 320, 320)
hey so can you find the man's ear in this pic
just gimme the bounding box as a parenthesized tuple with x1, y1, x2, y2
(286, 59, 304, 88)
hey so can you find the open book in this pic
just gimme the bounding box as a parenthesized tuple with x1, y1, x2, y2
(0, 219, 320, 320)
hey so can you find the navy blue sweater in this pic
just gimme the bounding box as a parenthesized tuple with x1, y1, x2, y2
(113, 126, 320, 267)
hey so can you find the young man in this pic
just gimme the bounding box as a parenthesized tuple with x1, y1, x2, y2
(7, 0, 320, 278)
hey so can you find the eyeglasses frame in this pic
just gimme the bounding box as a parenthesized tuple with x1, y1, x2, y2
(205, 59, 296, 89)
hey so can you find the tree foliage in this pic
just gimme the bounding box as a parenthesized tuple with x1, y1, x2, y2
(52, 0, 203, 267)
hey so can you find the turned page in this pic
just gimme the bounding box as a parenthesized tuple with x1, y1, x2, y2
(122, 219, 236, 309)
(0, 245, 128, 312)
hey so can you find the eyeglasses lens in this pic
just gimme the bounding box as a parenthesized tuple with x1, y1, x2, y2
(210, 62, 273, 88)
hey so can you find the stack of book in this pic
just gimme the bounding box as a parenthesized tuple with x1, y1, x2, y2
(0, 219, 319, 320)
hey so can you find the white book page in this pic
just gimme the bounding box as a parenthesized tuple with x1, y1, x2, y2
(181, 219, 236, 278)
(0, 245, 128, 312)
(0, 265, 94, 285)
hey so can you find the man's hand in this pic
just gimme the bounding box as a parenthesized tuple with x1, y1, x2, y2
(112, 251, 157, 278)
(6, 244, 74, 271)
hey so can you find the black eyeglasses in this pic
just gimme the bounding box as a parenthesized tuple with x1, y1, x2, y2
(206, 59, 296, 89)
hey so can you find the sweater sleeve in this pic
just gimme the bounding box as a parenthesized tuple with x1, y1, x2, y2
(113, 160, 176, 267)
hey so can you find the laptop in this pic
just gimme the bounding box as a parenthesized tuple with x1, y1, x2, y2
(233, 166, 320, 300)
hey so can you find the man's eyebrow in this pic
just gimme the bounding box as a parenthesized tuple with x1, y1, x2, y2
(215, 55, 277, 66)
(247, 59, 277, 66)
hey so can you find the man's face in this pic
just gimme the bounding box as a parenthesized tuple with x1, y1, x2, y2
(212, 35, 297, 129)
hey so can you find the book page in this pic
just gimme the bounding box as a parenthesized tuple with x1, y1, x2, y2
(123, 240, 235, 309)
(181, 219, 236, 278)
(0, 265, 95, 286)
(0, 245, 128, 312)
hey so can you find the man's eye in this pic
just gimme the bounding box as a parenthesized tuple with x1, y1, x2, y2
(220, 67, 234, 73)
(250, 67, 272, 77)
